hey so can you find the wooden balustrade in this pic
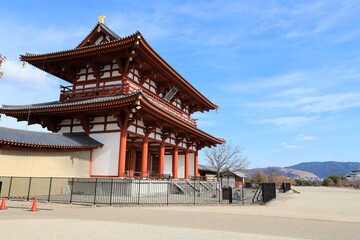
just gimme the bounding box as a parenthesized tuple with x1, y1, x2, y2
(60, 84, 122, 101)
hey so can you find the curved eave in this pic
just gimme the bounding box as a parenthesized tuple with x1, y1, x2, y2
(141, 95, 224, 145)
(20, 33, 138, 63)
(0, 140, 100, 149)
(138, 38, 218, 111)
(0, 92, 141, 116)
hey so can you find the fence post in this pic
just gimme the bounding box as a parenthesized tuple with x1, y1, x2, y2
(109, 178, 113, 206)
(27, 177, 32, 201)
(166, 179, 169, 206)
(137, 178, 141, 205)
(218, 181, 221, 204)
(8, 176, 13, 198)
(242, 186, 244, 205)
(94, 178, 98, 205)
(70, 178, 74, 204)
(48, 177, 53, 202)
(228, 186, 233, 204)
(193, 179, 196, 205)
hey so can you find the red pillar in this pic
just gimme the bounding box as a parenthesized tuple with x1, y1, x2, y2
(128, 147, 135, 177)
(185, 149, 189, 179)
(118, 128, 127, 177)
(141, 135, 149, 178)
(172, 145, 178, 179)
(194, 150, 199, 177)
(159, 141, 165, 177)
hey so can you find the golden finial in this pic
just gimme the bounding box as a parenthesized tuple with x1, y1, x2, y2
(98, 15, 106, 24)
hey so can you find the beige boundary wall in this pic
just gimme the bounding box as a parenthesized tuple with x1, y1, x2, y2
(0, 149, 91, 177)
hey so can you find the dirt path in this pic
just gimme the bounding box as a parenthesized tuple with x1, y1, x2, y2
(0, 187, 359, 240)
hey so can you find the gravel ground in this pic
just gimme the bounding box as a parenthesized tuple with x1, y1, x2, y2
(0, 187, 359, 240)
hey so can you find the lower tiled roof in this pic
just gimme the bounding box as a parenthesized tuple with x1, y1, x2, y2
(0, 91, 139, 111)
(0, 127, 103, 149)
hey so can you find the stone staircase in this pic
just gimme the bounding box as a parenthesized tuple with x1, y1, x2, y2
(173, 180, 219, 195)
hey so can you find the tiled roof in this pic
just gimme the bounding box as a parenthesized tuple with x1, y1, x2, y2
(231, 171, 247, 178)
(198, 165, 247, 178)
(198, 164, 217, 173)
(99, 23, 121, 40)
(21, 29, 140, 59)
(0, 91, 140, 111)
(0, 127, 103, 149)
(76, 23, 121, 49)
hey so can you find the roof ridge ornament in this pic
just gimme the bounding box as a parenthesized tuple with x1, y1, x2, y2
(97, 15, 106, 32)
(98, 15, 106, 24)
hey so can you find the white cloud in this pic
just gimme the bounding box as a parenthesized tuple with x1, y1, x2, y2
(1, 59, 58, 91)
(256, 116, 316, 127)
(281, 142, 302, 150)
(295, 135, 318, 141)
(298, 92, 360, 113)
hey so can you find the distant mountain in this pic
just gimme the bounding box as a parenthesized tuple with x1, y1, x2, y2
(287, 161, 360, 179)
(248, 167, 319, 179)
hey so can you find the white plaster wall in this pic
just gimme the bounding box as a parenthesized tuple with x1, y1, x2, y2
(178, 155, 185, 179)
(92, 117, 105, 123)
(164, 155, 172, 176)
(91, 124, 104, 132)
(112, 71, 121, 77)
(60, 119, 72, 125)
(189, 153, 195, 177)
(72, 126, 84, 133)
(106, 124, 119, 131)
(90, 132, 120, 176)
(59, 127, 71, 133)
(128, 125, 136, 133)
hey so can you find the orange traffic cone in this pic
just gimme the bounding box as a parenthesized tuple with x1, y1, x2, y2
(29, 197, 37, 212)
(0, 197, 6, 210)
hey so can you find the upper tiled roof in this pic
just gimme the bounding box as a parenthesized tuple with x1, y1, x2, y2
(0, 127, 103, 149)
(76, 23, 121, 49)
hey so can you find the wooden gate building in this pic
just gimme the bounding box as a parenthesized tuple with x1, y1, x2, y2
(0, 20, 224, 179)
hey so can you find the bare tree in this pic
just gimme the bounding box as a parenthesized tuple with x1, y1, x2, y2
(266, 166, 278, 183)
(252, 169, 268, 184)
(203, 143, 249, 179)
(0, 54, 5, 78)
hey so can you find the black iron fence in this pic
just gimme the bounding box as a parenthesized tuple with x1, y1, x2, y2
(281, 183, 291, 193)
(262, 183, 276, 203)
(0, 177, 267, 206)
(251, 183, 278, 204)
(0, 177, 225, 205)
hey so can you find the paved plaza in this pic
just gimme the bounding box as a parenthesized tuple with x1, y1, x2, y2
(0, 187, 359, 240)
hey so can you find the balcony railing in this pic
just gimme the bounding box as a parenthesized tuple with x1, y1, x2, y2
(60, 84, 122, 101)
(145, 94, 197, 127)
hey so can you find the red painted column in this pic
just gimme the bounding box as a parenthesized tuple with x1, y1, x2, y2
(118, 128, 127, 177)
(185, 149, 189, 179)
(141, 135, 149, 178)
(128, 148, 135, 177)
(172, 145, 178, 179)
(194, 150, 199, 177)
(159, 141, 165, 177)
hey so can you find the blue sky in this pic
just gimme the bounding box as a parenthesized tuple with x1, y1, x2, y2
(1, 0, 360, 168)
